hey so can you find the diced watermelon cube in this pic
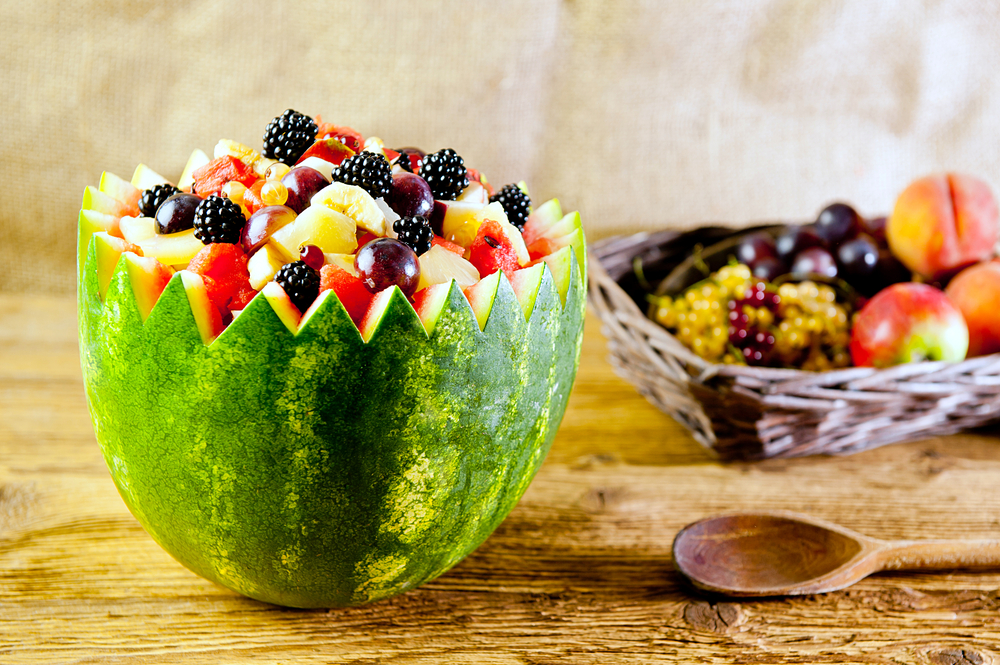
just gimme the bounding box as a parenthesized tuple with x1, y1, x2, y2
(188, 243, 250, 310)
(230, 282, 258, 311)
(469, 220, 520, 281)
(192, 156, 259, 197)
(431, 235, 465, 256)
(320, 264, 374, 326)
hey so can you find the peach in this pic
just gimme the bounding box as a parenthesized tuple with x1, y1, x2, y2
(886, 173, 999, 280)
(945, 261, 1000, 357)
(850, 283, 968, 368)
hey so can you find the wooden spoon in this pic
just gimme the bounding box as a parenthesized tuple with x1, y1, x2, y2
(672, 511, 1000, 596)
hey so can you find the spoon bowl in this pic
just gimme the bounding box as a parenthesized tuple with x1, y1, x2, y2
(673, 511, 1000, 597)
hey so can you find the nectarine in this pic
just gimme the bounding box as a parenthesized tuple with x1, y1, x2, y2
(886, 173, 999, 281)
(945, 261, 1000, 357)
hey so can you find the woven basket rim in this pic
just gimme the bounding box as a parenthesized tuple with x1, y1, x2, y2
(590, 229, 1000, 381)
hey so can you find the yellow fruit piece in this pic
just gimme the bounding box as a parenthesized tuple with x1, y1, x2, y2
(270, 205, 358, 259)
(215, 139, 261, 166)
(311, 182, 387, 236)
(362, 136, 385, 157)
(83, 186, 128, 217)
(99, 171, 141, 208)
(135, 228, 204, 266)
(442, 201, 509, 249)
(416, 245, 480, 291)
(131, 163, 170, 189)
(119, 216, 157, 244)
(248, 242, 288, 290)
(323, 252, 357, 276)
(178, 149, 210, 190)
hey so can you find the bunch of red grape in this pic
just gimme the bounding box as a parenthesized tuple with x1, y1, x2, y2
(736, 203, 910, 296)
(652, 266, 853, 368)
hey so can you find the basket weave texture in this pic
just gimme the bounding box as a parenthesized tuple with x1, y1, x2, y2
(588, 228, 1000, 460)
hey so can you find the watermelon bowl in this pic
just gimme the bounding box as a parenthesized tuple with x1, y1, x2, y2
(77, 149, 586, 608)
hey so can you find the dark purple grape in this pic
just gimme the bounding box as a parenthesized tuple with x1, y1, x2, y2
(751, 256, 786, 281)
(735, 232, 778, 267)
(775, 225, 824, 261)
(385, 172, 434, 218)
(154, 193, 201, 234)
(354, 238, 420, 297)
(791, 247, 838, 278)
(815, 202, 861, 246)
(836, 234, 879, 282)
(859, 216, 888, 245)
(281, 166, 330, 214)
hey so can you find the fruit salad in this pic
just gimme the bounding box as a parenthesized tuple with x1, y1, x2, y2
(650, 174, 1000, 370)
(79, 109, 585, 343)
(78, 111, 587, 608)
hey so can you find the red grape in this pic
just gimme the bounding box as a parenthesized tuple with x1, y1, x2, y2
(385, 172, 434, 218)
(752, 256, 786, 281)
(354, 238, 420, 297)
(836, 234, 879, 282)
(735, 232, 778, 266)
(859, 216, 887, 245)
(299, 244, 325, 270)
(791, 247, 838, 278)
(281, 166, 330, 214)
(241, 205, 296, 254)
(776, 225, 824, 261)
(815, 203, 861, 245)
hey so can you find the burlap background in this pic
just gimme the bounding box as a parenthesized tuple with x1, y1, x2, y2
(4, 1, 1000, 294)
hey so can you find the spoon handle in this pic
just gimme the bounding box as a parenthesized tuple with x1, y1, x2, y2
(878, 539, 1000, 571)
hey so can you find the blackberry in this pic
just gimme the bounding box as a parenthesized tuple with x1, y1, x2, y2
(139, 183, 181, 218)
(331, 152, 393, 199)
(395, 147, 425, 173)
(489, 184, 532, 231)
(393, 151, 413, 173)
(393, 215, 433, 255)
(193, 195, 246, 245)
(419, 148, 468, 200)
(274, 261, 320, 313)
(262, 109, 318, 165)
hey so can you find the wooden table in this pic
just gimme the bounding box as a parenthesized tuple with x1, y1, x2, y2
(4, 293, 1000, 663)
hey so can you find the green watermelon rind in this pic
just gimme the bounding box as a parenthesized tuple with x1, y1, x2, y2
(78, 225, 586, 608)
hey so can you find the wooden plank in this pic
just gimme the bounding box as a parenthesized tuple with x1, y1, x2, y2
(3, 294, 1000, 663)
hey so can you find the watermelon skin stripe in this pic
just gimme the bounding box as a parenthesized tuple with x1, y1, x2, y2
(78, 229, 586, 608)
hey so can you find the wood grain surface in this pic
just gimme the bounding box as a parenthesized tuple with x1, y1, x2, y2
(4, 293, 1000, 663)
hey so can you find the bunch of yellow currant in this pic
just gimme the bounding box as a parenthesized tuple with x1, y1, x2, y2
(650, 264, 852, 369)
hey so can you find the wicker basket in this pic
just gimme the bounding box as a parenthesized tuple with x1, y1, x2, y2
(588, 227, 1000, 460)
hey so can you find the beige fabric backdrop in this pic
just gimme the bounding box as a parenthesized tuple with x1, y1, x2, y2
(3, 0, 1000, 293)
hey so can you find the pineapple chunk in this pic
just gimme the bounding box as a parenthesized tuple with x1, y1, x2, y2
(270, 205, 358, 259)
(417, 245, 480, 291)
(248, 242, 288, 290)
